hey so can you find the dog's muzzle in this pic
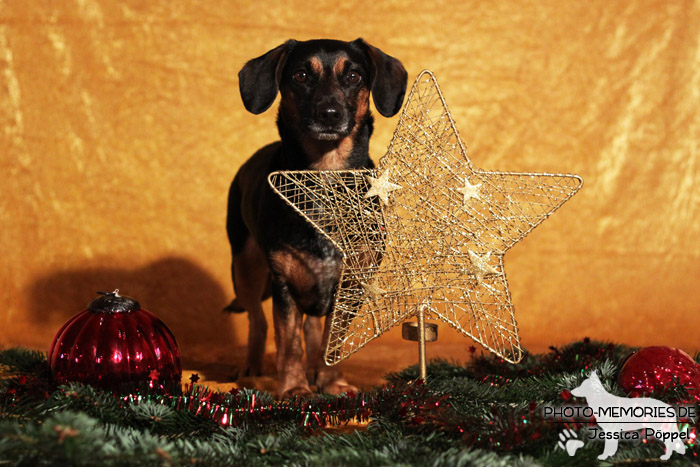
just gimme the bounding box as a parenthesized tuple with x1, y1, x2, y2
(308, 101, 349, 140)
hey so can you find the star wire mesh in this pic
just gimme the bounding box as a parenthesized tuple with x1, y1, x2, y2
(269, 70, 582, 365)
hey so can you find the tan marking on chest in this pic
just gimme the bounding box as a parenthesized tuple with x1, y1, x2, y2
(307, 136, 354, 170)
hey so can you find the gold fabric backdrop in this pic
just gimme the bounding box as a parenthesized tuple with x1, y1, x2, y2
(1, 1, 699, 366)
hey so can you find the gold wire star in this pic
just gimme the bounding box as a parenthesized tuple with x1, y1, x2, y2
(269, 70, 582, 365)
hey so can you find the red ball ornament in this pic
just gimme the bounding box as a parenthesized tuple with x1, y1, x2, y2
(618, 346, 700, 399)
(48, 290, 182, 392)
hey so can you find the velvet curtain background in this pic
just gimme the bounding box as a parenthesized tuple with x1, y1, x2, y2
(1, 1, 698, 374)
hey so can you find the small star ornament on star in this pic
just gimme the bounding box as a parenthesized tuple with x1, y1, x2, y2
(269, 70, 582, 365)
(364, 170, 402, 205)
(456, 178, 482, 205)
(467, 250, 500, 285)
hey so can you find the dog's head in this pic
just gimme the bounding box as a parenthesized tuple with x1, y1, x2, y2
(238, 39, 407, 142)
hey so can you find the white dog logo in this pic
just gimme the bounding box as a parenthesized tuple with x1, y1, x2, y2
(568, 370, 687, 460)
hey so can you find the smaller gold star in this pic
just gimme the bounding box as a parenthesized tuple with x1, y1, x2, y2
(456, 178, 482, 205)
(362, 281, 386, 300)
(467, 250, 500, 284)
(364, 170, 402, 205)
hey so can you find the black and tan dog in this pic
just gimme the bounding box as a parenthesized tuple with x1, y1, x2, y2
(225, 39, 407, 398)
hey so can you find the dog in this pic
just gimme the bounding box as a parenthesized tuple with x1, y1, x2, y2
(571, 370, 687, 460)
(225, 39, 407, 398)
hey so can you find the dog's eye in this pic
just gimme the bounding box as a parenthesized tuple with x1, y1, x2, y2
(293, 70, 308, 83)
(347, 71, 361, 84)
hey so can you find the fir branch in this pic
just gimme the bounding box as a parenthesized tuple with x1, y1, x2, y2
(0, 348, 47, 376)
(1, 342, 699, 466)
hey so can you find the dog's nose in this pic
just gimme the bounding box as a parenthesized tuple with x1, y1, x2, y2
(316, 103, 343, 126)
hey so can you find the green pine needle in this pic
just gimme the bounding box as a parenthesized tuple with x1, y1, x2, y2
(1, 341, 698, 466)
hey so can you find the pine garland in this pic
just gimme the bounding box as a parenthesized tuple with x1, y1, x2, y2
(1, 340, 699, 466)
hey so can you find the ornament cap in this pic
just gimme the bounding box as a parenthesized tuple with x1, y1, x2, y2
(88, 289, 141, 313)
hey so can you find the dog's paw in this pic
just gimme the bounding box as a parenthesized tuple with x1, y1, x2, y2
(320, 380, 358, 396)
(279, 385, 314, 399)
(232, 366, 263, 381)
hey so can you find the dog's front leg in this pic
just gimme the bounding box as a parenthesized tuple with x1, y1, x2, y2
(273, 296, 313, 398)
(313, 314, 358, 395)
(303, 315, 323, 385)
(230, 236, 270, 378)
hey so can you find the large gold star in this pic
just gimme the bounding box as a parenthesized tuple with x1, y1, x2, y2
(269, 71, 582, 365)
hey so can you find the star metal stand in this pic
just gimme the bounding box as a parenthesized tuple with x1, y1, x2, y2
(401, 306, 438, 381)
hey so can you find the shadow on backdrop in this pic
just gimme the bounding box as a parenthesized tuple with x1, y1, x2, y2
(27, 257, 240, 374)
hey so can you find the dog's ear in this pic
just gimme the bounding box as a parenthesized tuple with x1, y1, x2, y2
(353, 38, 408, 118)
(589, 370, 599, 381)
(238, 40, 297, 114)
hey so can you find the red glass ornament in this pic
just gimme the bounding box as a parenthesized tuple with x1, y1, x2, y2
(48, 290, 182, 392)
(618, 346, 700, 398)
